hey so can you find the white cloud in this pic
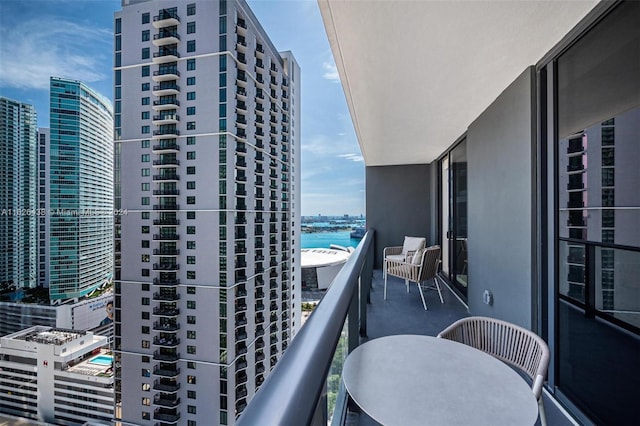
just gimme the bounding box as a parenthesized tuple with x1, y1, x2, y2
(337, 153, 364, 162)
(0, 19, 111, 90)
(322, 61, 340, 82)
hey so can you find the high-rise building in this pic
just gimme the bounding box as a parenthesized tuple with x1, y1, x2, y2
(114, 1, 300, 424)
(0, 326, 114, 425)
(37, 128, 50, 289)
(0, 97, 38, 290)
(48, 77, 114, 302)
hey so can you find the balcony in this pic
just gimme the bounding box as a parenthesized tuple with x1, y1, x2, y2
(153, 367, 180, 378)
(153, 82, 180, 96)
(153, 292, 180, 301)
(153, 141, 180, 153)
(152, 113, 180, 125)
(152, 97, 180, 110)
(153, 203, 179, 211)
(153, 350, 180, 362)
(153, 277, 179, 286)
(240, 232, 580, 426)
(153, 411, 180, 423)
(153, 30, 180, 47)
(153, 336, 180, 347)
(153, 68, 180, 82)
(153, 173, 179, 181)
(153, 189, 180, 196)
(153, 263, 179, 271)
(153, 10, 180, 28)
(153, 395, 180, 407)
(153, 307, 180, 317)
(153, 219, 180, 226)
(152, 157, 179, 167)
(153, 233, 179, 240)
(153, 127, 180, 137)
(153, 48, 180, 64)
(153, 321, 180, 331)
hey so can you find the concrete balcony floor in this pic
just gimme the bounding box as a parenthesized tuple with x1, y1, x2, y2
(346, 270, 575, 426)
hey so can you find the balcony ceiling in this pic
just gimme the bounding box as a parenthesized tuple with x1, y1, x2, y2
(318, 0, 599, 166)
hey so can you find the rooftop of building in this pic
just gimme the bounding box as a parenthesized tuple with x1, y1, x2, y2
(301, 247, 352, 268)
(10, 326, 87, 346)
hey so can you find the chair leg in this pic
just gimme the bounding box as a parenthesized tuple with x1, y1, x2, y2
(417, 281, 427, 310)
(538, 396, 547, 426)
(405, 279, 409, 293)
(434, 276, 444, 304)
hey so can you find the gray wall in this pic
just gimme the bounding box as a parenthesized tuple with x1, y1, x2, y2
(466, 67, 535, 328)
(366, 164, 433, 268)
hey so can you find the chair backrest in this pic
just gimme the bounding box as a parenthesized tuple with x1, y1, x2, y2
(418, 245, 440, 281)
(437, 316, 550, 399)
(401, 236, 426, 255)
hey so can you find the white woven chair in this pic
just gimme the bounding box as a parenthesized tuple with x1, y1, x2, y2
(383, 236, 426, 280)
(384, 245, 444, 310)
(437, 316, 550, 426)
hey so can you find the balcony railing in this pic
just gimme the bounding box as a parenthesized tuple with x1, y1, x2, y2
(237, 230, 374, 425)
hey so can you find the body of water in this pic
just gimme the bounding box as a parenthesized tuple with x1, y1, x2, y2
(301, 231, 362, 249)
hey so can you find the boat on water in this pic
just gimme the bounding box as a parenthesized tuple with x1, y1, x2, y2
(350, 227, 366, 239)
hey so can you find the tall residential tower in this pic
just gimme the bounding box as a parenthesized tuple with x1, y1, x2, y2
(48, 77, 114, 302)
(0, 97, 38, 289)
(114, 1, 300, 424)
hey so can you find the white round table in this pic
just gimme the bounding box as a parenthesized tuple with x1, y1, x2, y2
(342, 334, 538, 426)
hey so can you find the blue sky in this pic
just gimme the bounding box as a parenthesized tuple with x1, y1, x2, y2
(0, 0, 365, 216)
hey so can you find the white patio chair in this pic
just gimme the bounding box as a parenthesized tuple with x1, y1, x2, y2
(383, 236, 426, 280)
(384, 245, 444, 310)
(437, 316, 550, 426)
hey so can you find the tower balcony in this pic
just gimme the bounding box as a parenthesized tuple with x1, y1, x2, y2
(153, 48, 180, 64)
(153, 321, 180, 332)
(152, 307, 180, 317)
(153, 10, 180, 28)
(153, 278, 179, 287)
(236, 88, 247, 101)
(153, 203, 179, 211)
(153, 263, 180, 271)
(152, 394, 180, 407)
(153, 350, 180, 362)
(153, 68, 180, 82)
(153, 141, 180, 153)
(152, 114, 180, 125)
(153, 337, 180, 347)
(152, 157, 180, 167)
(153, 31, 180, 47)
(153, 173, 179, 182)
(153, 82, 180, 96)
(153, 379, 181, 393)
(153, 233, 180, 240)
(153, 127, 180, 137)
(152, 246, 180, 253)
(153, 411, 180, 424)
(153, 189, 180, 196)
(153, 292, 180, 302)
(152, 98, 180, 110)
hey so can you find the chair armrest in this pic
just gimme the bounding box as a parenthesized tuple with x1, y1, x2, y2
(384, 246, 403, 257)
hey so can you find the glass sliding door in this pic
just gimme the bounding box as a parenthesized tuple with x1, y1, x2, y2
(440, 139, 468, 299)
(551, 2, 640, 423)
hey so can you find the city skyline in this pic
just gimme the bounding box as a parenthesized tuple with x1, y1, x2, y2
(0, 0, 365, 216)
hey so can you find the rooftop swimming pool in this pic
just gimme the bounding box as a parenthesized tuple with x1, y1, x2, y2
(88, 354, 113, 366)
